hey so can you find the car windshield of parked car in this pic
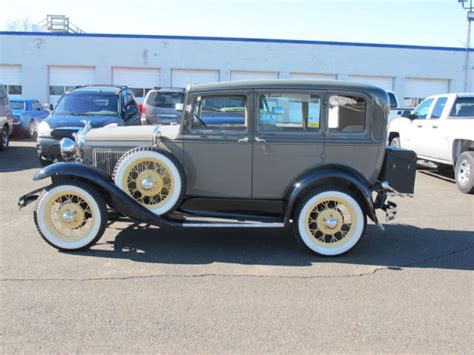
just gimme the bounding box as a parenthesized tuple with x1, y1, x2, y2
(10, 100, 25, 110)
(147, 92, 184, 108)
(55, 93, 119, 116)
(450, 97, 474, 118)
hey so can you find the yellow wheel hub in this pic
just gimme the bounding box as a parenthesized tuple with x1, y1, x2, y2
(44, 191, 94, 242)
(305, 197, 356, 247)
(122, 158, 174, 208)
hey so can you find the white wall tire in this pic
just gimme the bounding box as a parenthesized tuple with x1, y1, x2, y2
(34, 183, 107, 250)
(295, 188, 366, 256)
(112, 147, 184, 216)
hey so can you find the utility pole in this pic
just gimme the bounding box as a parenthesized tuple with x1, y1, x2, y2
(458, 0, 473, 91)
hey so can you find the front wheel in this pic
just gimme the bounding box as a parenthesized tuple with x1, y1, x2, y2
(0, 125, 9, 151)
(34, 182, 108, 250)
(455, 152, 474, 194)
(294, 187, 366, 256)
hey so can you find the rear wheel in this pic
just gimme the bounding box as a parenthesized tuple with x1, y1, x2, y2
(0, 125, 9, 151)
(455, 152, 474, 194)
(294, 187, 366, 256)
(34, 182, 107, 250)
(25, 120, 36, 139)
(390, 136, 400, 148)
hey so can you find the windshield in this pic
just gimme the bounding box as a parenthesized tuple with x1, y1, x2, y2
(147, 92, 184, 108)
(10, 101, 25, 110)
(55, 93, 119, 116)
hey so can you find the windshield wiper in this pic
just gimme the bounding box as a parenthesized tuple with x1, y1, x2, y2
(67, 112, 93, 116)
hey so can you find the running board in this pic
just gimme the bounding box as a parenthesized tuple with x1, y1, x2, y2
(182, 222, 285, 228)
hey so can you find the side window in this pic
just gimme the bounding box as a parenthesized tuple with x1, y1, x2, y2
(32, 101, 42, 111)
(430, 97, 447, 119)
(258, 93, 321, 132)
(191, 95, 246, 130)
(388, 92, 397, 108)
(449, 97, 474, 118)
(328, 95, 366, 132)
(413, 98, 434, 119)
(124, 90, 136, 108)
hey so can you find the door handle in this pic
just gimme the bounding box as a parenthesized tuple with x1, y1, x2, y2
(255, 137, 266, 143)
(432, 125, 438, 129)
(416, 125, 422, 128)
(237, 137, 249, 143)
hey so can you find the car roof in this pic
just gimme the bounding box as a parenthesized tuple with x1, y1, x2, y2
(189, 79, 388, 97)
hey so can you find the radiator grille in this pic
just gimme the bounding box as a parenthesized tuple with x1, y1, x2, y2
(51, 128, 79, 139)
(92, 149, 128, 176)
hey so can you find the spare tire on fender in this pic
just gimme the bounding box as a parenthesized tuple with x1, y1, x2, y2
(112, 147, 185, 215)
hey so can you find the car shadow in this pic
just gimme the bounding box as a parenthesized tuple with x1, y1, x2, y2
(74, 223, 474, 271)
(0, 143, 40, 172)
(418, 166, 455, 184)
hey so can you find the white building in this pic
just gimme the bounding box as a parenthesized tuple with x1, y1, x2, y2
(0, 31, 472, 106)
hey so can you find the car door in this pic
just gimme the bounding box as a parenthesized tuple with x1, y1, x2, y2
(422, 96, 449, 161)
(252, 90, 325, 199)
(410, 98, 435, 158)
(182, 91, 253, 198)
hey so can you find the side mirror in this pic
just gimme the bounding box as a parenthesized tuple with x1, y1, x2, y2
(44, 103, 53, 111)
(124, 105, 139, 120)
(272, 106, 284, 114)
(408, 113, 417, 120)
(175, 103, 184, 112)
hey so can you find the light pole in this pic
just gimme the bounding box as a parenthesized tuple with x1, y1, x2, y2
(458, 0, 473, 91)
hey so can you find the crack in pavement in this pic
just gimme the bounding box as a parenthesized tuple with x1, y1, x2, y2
(1, 243, 473, 283)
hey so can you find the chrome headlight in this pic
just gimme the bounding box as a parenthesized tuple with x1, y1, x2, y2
(37, 121, 52, 137)
(60, 138, 77, 161)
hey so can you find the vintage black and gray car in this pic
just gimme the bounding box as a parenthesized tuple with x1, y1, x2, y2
(19, 80, 417, 256)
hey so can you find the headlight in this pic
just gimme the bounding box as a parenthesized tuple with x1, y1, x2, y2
(60, 138, 77, 161)
(37, 121, 52, 137)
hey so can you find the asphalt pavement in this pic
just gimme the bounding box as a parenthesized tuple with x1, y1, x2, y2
(1, 140, 473, 353)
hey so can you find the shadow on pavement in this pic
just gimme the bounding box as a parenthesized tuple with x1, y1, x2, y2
(0, 142, 40, 172)
(74, 223, 474, 271)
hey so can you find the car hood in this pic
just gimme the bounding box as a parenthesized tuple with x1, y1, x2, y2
(46, 114, 119, 129)
(85, 124, 180, 142)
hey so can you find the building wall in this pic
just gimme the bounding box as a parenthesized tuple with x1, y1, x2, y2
(0, 32, 472, 105)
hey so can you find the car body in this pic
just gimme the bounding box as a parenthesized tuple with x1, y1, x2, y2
(10, 98, 50, 138)
(388, 93, 474, 193)
(20, 80, 417, 256)
(37, 85, 140, 165)
(141, 88, 185, 125)
(0, 84, 13, 150)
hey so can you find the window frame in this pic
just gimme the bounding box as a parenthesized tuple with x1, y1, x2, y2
(186, 91, 250, 135)
(429, 97, 448, 120)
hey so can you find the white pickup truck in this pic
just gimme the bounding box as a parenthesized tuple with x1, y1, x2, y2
(388, 93, 474, 194)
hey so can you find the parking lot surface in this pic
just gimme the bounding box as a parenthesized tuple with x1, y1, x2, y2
(1, 140, 473, 353)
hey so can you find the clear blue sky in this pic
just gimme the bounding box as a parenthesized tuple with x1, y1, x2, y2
(1, 0, 472, 48)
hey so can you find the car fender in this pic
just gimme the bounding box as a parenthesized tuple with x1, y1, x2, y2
(33, 162, 177, 225)
(283, 165, 378, 224)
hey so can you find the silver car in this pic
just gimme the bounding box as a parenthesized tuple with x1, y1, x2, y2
(19, 80, 417, 256)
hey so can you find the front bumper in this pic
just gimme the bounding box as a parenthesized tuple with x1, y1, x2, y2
(37, 137, 60, 160)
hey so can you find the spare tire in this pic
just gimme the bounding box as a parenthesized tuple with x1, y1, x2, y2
(112, 147, 185, 215)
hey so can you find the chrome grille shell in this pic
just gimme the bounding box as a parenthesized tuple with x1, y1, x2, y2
(92, 148, 129, 176)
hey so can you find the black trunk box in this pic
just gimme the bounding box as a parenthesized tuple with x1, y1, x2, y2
(379, 147, 417, 194)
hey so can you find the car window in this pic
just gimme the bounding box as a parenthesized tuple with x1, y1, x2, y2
(146, 91, 184, 108)
(0, 86, 9, 106)
(413, 98, 434, 119)
(388, 92, 397, 108)
(430, 97, 447, 119)
(449, 97, 474, 118)
(328, 95, 366, 132)
(191, 95, 246, 130)
(10, 101, 25, 110)
(54, 93, 119, 116)
(258, 93, 321, 132)
(124, 90, 136, 108)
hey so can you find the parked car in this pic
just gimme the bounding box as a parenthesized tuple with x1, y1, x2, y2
(11, 98, 50, 138)
(19, 80, 417, 256)
(0, 84, 13, 151)
(388, 93, 474, 194)
(37, 85, 140, 166)
(141, 88, 185, 125)
(387, 90, 411, 121)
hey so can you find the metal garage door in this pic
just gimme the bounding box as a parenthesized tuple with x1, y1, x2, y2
(49, 66, 96, 104)
(0, 65, 22, 98)
(171, 69, 219, 88)
(348, 75, 394, 90)
(289, 72, 337, 80)
(112, 67, 160, 99)
(404, 78, 449, 105)
(230, 70, 279, 81)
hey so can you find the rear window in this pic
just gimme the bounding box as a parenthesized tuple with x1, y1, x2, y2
(10, 101, 25, 110)
(388, 92, 397, 108)
(55, 93, 119, 116)
(146, 91, 184, 108)
(450, 97, 474, 118)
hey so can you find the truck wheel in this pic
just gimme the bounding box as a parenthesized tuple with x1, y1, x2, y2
(455, 152, 474, 194)
(34, 182, 108, 250)
(112, 147, 185, 215)
(390, 136, 400, 148)
(294, 187, 366, 256)
(0, 125, 9, 151)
